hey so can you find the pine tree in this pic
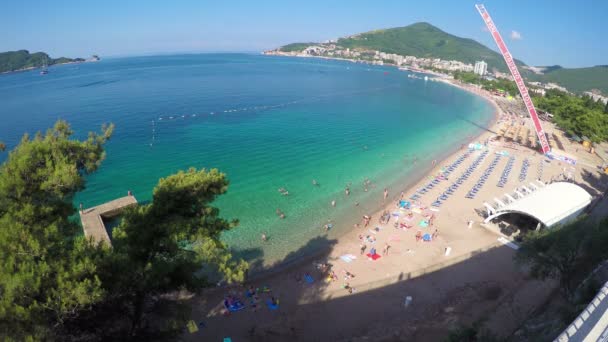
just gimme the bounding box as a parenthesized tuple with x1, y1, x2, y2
(0, 120, 113, 339)
(101, 168, 248, 337)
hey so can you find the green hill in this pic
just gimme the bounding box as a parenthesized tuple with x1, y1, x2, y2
(536, 65, 608, 94)
(276, 22, 524, 73)
(336, 22, 523, 72)
(0, 50, 84, 73)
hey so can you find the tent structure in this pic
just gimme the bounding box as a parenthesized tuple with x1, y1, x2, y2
(484, 182, 592, 228)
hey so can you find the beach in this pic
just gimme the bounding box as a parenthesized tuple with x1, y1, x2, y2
(185, 80, 607, 341)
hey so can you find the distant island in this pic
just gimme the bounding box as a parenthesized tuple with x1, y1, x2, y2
(0, 50, 100, 74)
(265, 22, 608, 95)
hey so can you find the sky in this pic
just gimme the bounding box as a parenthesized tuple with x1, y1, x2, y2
(0, 0, 606, 68)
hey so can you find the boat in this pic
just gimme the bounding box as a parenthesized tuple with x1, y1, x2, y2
(40, 59, 49, 75)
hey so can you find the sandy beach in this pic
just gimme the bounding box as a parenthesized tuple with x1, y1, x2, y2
(184, 79, 607, 341)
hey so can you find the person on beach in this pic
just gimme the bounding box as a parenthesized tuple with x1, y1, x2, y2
(331, 200, 336, 207)
(383, 188, 388, 202)
(400, 191, 404, 200)
(415, 231, 422, 242)
(432, 229, 439, 240)
(345, 186, 350, 196)
(261, 233, 267, 242)
(360, 243, 367, 255)
(362, 215, 371, 227)
(382, 243, 390, 255)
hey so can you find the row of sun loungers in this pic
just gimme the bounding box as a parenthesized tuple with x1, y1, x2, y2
(465, 154, 501, 199)
(430, 150, 489, 207)
(519, 159, 530, 182)
(537, 159, 544, 180)
(497, 156, 515, 188)
(410, 150, 473, 201)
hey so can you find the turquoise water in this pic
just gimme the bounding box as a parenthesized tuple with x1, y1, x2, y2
(0, 54, 493, 267)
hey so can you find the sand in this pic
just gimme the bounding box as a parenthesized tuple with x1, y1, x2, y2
(184, 81, 607, 341)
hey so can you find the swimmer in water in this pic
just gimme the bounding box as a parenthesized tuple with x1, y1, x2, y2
(312, 179, 319, 186)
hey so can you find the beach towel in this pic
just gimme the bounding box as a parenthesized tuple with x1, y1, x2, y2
(391, 212, 400, 217)
(366, 253, 381, 260)
(422, 233, 432, 242)
(402, 215, 413, 222)
(266, 299, 279, 310)
(412, 208, 422, 214)
(224, 299, 245, 312)
(186, 320, 198, 333)
(340, 255, 353, 263)
(344, 254, 357, 260)
(305, 274, 314, 284)
(430, 208, 440, 212)
(419, 220, 429, 228)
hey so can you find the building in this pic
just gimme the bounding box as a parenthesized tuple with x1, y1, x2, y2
(483, 182, 591, 228)
(474, 60, 488, 76)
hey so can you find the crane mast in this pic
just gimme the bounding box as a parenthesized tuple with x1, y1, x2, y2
(475, 4, 551, 154)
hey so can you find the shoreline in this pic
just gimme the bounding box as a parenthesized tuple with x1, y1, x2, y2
(244, 62, 503, 280)
(0, 59, 96, 76)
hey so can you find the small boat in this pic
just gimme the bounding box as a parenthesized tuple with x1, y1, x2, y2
(40, 59, 49, 75)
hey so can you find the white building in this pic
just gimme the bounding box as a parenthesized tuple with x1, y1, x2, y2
(474, 60, 488, 76)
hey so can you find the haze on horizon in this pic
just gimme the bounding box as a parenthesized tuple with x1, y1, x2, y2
(0, 0, 606, 68)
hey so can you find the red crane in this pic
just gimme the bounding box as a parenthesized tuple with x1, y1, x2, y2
(476, 4, 551, 154)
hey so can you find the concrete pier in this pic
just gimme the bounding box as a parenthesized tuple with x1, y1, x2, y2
(79, 195, 138, 246)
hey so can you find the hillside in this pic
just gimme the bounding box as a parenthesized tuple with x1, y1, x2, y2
(278, 22, 524, 73)
(337, 23, 524, 72)
(536, 65, 608, 94)
(0, 50, 84, 73)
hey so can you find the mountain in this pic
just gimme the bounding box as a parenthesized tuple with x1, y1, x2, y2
(277, 22, 524, 73)
(336, 22, 524, 71)
(532, 65, 608, 95)
(0, 50, 84, 73)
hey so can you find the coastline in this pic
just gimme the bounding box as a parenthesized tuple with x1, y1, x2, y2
(244, 58, 503, 279)
(0, 59, 95, 75)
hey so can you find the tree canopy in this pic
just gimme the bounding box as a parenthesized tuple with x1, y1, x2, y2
(453, 71, 519, 97)
(533, 90, 608, 142)
(99, 168, 248, 337)
(516, 216, 608, 300)
(1, 121, 247, 340)
(0, 120, 113, 340)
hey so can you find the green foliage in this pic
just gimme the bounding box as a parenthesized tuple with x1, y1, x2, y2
(0, 120, 114, 340)
(516, 217, 608, 300)
(0, 50, 83, 73)
(101, 167, 248, 337)
(279, 42, 319, 52)
(336, 23, 524, 73)
(453, 71, 518, 96)
(536, 65, 608, 95)
(533, 90, 608, 142)
(445, 323, 502, 342)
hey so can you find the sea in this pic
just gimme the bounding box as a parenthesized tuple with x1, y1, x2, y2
(0, 53, 494, 269)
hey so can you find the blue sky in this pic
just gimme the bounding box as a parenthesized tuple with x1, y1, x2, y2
(0, 0, 605, 67)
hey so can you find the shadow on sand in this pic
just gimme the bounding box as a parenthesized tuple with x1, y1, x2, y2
(187, 234, 543, 342)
